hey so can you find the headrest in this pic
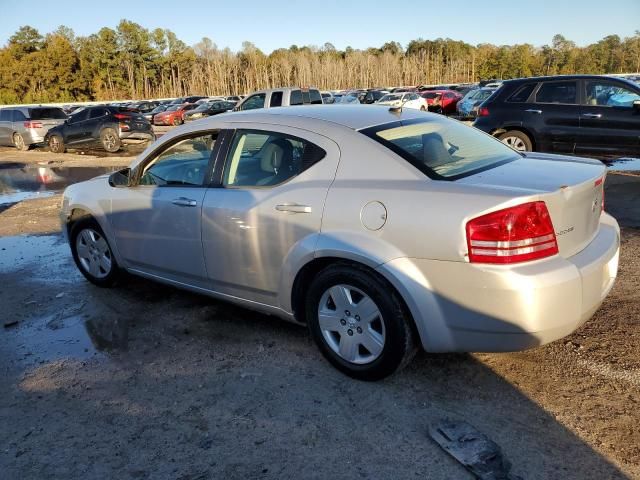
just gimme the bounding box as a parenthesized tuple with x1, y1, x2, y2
(260, 139, 292, 173)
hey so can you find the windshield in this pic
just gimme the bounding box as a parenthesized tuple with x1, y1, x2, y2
(422, 92, 441, 99)
(151, 106, 166, 113)
(166, 105, 180, 111)
(363, 118, 520, 180)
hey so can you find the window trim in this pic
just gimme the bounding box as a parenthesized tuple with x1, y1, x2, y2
(359, 117, 521, 181)
(130, 129, 223, 188)
(219, 128, 326, 190)
(532, 80, 579, 106)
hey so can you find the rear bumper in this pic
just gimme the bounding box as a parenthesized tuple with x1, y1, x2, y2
(378, 213, 620, 352)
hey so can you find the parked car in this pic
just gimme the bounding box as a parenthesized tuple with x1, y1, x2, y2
(320, 91, 335, 104)
(377, 92, 428, 110)
(391, 86, 418, 93)
(153, 104, 198, 126)
(0, 106, 67, 150)
(144, 105, 169, 123)
(235, 87, 323, 111)
(456, 87, 497, 119)
(169, 96, 208, 105)
(420, 90, 463, 114)
(473, 74, 640, 155)
(184, 101, 235, 122)
(361, 90, 389, 104)
(129, 101, 159, 114)
(45, 106, 154, 153)
(225, 96, 243, 102)
(335, 93, 361, 104)
(60, 105, 619, 380)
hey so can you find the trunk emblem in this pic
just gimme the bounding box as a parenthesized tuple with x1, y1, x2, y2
(556, 227, 574, 236)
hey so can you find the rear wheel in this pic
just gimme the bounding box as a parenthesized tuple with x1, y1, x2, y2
(173, 117, 182, 126)
(498, 130, 532, 152)
(70, 218, 120, 287)
(48, 134, 65, 153)
(306, 264, 416, 381)
(100, 128, 121, 153)
(13, 133, 29, 151)
(420, 106, 426, 111)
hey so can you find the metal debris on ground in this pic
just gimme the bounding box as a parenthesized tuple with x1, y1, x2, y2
(429, 420, 522, 480)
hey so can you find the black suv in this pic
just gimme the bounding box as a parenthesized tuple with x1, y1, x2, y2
(473, 75, 640, 157)
(45, 106, 155, 153)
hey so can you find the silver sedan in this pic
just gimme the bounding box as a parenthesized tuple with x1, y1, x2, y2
(60, 105, 620, 380)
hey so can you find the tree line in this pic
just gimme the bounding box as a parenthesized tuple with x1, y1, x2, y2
(0, 21, 639, 104)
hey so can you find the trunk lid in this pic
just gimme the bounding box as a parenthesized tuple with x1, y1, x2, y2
(458, 153, 606, 258)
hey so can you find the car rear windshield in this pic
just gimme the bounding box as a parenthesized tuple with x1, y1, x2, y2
(362, 118, 520, 180)
(28, 108, 67, 120)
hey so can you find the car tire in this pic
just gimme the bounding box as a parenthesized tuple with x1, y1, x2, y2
(48, 134, 65, 153)
(100, 128, 121, 153)
(173, 117, 182, 126)
(498, 130, 532, 152)
(13, 133, 29, 151)
(306, 264, 417, 381)
(70, 218, 120, 287)
(420, 106, 426, 111)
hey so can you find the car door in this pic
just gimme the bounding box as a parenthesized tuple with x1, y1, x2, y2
(65, 109, 91, 144)
(528, 80, 580, 153)
(201, 125, 340, 306)
(109, 130, 220, 287)
(576, 78, 640, 157)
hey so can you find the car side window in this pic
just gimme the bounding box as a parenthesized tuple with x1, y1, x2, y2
(290, 90, 303, 106)
(310, 90, 323, 104)
(223, 130, 326, 188)
(535, 81, 577, 104)
(584, 81, 640, 107)
(0, 110, 10, 121)
(139, 132, 218, 187)
(89, 108, 106, 119)
(69, 109, 89, 123)
(270, 91, 283, 107)
(12, 110, 26, 121)
(507, 83, 537, 102)
(241, 94, 266, 111)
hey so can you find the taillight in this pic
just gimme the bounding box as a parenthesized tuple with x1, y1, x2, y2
(113, 113, 130, 120)
(477, 107, 490, 117)
(595, 177, 605, 212)
(24, 121, 43, 129)
(466, 201, 558, 264)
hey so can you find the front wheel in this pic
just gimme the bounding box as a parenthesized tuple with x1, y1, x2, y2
(100, 128, 121, 153)
(173, 117, 182, 126)
(498, 130, 532, 152)
(70, 218, 120, 287)
(306, 264, 416, 381)
(48, 134, 65, 153)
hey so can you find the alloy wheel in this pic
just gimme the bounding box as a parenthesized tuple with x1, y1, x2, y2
(103, 133, 117, 150)
(318, 284, 386, 364)
(75, 228, 112, 279)
(502, 136, 527, 151)
(14, 134, 25, 150)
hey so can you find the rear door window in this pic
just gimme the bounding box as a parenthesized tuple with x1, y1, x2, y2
(269, 91, 283, 107)
(0, 110, 10, 122)
(535, 81, 577, 104)
(89, 108, 107, 119)
(290, 90, 303, 106)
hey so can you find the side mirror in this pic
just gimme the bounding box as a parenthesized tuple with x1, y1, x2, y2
(633, 100, 640, 112)
(109, 167, 131, 188)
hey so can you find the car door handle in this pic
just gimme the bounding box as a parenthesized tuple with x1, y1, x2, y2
(275, 204, 312, 214)
(525, 109, 543, 114)
(172, 197, 197, 207)
(582, 113, 602, 119)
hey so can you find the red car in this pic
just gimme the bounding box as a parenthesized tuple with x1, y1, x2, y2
(153, 103, 197, 126)
(420, 90, 463, 115)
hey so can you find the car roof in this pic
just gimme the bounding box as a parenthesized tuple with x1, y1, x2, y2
(504, 74, 636, 84)
(222, 105, 427, 130)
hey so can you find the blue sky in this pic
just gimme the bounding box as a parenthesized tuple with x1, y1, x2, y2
(1, 0, 638, 52)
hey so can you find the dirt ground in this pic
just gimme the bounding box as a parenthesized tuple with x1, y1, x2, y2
(1, 147, 639, 480)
